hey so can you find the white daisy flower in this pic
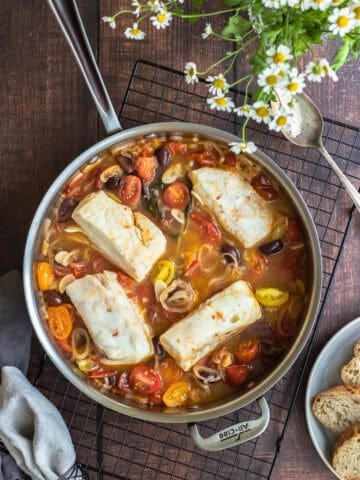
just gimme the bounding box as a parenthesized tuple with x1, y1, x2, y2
(202, 23, 213, 39)
(233, 104, 252, 118)
(151, 9, 172, 29)
(301, 0, 332, 10)
(125, 23, 145, 40)
(257, 65, 286, 93)
(102, 16, 116, 29)
(229, 141, 257, 154)
(305, 61, 325, 82)
(319, 59, 338, 81)
(206, 74, 229, 96)
(207, 95, 235, 113)
(266, 45, 293, 65)
(328, 7, 356, 36)
(284, 67, 306, 94)
(269, 108, 293, 132)
(285, 0, 300, 6)
(184, 62, 199, 84)
(250, 101, 273, 124)
(147, 0, 162, 11)
(262, 0, 286, 8)
(131, 0, 141, 16)
(347, 2, 360, 25)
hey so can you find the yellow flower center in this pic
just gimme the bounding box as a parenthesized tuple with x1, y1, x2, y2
(216, 98, 228, 106)
(130, 28, 141, 36)
(266, 75, 278, 86)
(213, 78, 225, 89)
(288, 82, 299, 92)
(276, 116, 288, 126)
(354, 6, 360, 19)
(256, 107, 269, 118)
(337, 16, 349, 27)
(314, 0, 324, 4)
(157, 13, 166, 23)
(189, 68, 195, 77)
(273, 53, 286, 63)
(241, 106, 250, 112)
(332, 0, 341, 3)
(322, 65, 329, 75)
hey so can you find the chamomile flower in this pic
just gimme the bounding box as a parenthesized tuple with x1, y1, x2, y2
(148, 0, 162, 11)
(151, 9, 172, 29)
(349, 2, 360, 25)
(301, 0, 332, 11)
(206, 74, 229, 95)
(184, 62, 199, 84)
(266, 45, 293, 65)
(305, 61, 324, 82)
(202, 23, 213, 39)
(328, 8, 356, 36)
(250, 101, 273, 124)
(131, 0, 141, 16)
(284, 67, 306, 94)
(269, 108, 293, 132)
(207, 95, 235, 113)
(229, 141, 257, 154)
(102, 16, 116, 29)
(257, 65, 286, 93)
(262, 0, 286, 8)
(125, 23, 145, 40)
(319, 59, 338, 81)
(233, 104, 252, 118)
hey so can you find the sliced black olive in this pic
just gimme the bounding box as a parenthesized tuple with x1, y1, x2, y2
(105, 175, 122, 190)
(152, 337, 165, 359)
(116, 155, 136, 173)
(106, 375, 118, 387)
(155, 146, 170, 167)
(43, 290, 64, 305)
(58, 197, 79, 223)
(259, 239, 284, 255)
(221, 244, 241, 265)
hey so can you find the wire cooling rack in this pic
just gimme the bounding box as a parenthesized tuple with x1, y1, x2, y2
(28, 60, 360, 480)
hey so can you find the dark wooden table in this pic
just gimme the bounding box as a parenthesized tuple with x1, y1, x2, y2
(1, 1, 359, 478)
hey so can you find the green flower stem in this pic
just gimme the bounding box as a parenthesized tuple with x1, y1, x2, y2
(173, 8, 239, 19)
(200, 50, 240, 75)
(228, 74, 253, 89)
(112, 10, 135, 18)
(243, 75, 254, 106)
(241, 117, 250, 143)
(224, 36, 257, 75)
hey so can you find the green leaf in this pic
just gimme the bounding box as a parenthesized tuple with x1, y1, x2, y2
(251, 87, 265, 101)
(332, 41, 350, 71)
(250, 53, 267, 75)
(223, 14, 252, 39)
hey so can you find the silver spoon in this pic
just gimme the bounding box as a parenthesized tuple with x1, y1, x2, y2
(271, 91, 360, 213)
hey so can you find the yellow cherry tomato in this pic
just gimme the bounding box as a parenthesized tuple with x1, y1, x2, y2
(162, 381, 190, 407)
(36, 262, 54, 291)
(47, 306, 72, 340)
(255, 288, 289, 307)
(151, 260, 175, 286)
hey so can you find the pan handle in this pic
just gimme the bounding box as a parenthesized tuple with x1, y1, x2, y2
(47, 0, 122, 135)
(188, 397, 270, 452)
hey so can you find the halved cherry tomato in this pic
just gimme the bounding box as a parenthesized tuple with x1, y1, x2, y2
(129, 365, 162, 394)
(162, 381, 190, 407)
(251, 173, 278, 201)
(117, 271, 135, 290)
(162, 181, 190, 209)
(70, 261, 87, 279)
(47, 305, 72, 340)
(164, 141, 186, 156)
(235, 339, 260, 364)
(223, 152, 237, 166)
(190, 211, 222, 244)
(36, 262, 54, 291)
(189, 147, 215, 166)
(284, 220, 303, 243)
(135, 155, 158, 182)
(117, 175, 141, 206)
(225, 365, 249, 386)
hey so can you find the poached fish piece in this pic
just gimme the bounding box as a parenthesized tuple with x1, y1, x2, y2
(189, 167, 274, 248)
(72, 191, 167, 282)
(66, 271, 153, 363)
(160, 280, 262, 371)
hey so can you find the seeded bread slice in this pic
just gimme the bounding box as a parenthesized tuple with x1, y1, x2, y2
(354, 340, 360, 358)
(333, 423, 360, 480)
(312, 386, 360, 435)
(342, 357, 360, 387)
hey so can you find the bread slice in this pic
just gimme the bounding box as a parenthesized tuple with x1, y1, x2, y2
(312, 386, 360, 435)
(342, 357, 360, 387)
(333, 423, 360, 480)
(354, 340, 360, 358)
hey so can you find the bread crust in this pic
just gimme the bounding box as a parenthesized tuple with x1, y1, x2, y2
(341, 357, 360, 387)
(333, 423, 360, 480)
(354, 340, 360, 358)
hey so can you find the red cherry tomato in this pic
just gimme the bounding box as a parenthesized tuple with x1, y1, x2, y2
(225, 365, 249, 386)
(162, 181, 190, 209)
(189, 147, 215, 166)
(164, 141, 187, 156)
(235, 339, 259, 364)
(117, 175, 141, 206)
(251, 174, 278, 201)
(190, 211, 222, 244)
(136, 155, 158, 182)
(129, 365, 162, 394)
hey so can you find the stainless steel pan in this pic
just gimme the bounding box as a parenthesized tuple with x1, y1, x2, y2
(23, 0, 322, 451)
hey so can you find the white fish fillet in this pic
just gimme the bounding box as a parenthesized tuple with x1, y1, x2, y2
(72, 191, 167, 281)
(160, 280, 262, 371)
(189, 167, 274, 248)
(66, 271, 153, 363)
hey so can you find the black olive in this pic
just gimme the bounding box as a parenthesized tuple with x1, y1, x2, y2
(116, 155, 136, 173)
(155, 147, 170, 167)
(105, 175, 121, 190)
(106, 375, 118, 387)
(58, 197, 79, 223)
(152, 337, 165, 359)
(43, 290, 64, 305)
(221, 244, 241, 265)
(259, 239, 284, 255)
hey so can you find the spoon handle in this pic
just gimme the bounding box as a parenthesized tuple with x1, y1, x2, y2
(317, 144, 360, 213)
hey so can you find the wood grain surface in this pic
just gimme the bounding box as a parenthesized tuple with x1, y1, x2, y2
(0, 1, 359, 479)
